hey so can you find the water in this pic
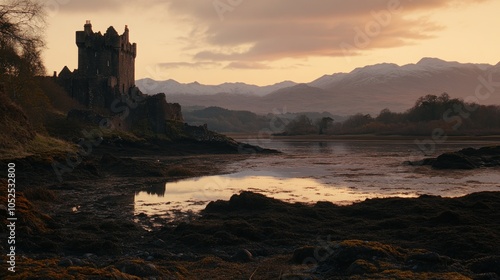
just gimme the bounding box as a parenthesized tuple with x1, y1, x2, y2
(134, 139, 500, 219)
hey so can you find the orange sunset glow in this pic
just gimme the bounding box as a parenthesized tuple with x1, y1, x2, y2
(43, 0, 500, 86)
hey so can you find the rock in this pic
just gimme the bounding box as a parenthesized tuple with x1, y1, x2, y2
(467, 256, 500, 275)
(205, 191, 287, 213)
(151, 238, 166, 247)
(292, 246, 318, 264)
(331, 240, 401, 267)
(231, 248, 253, 262)
(146, 263, 157, 271)
(58, 258, 73, 267)
(346, 259, 378, 275)
(407, 251, 453, 271)
(70, 258, 84, 266)
(316, 240, 404, 275)
(404, 158, 435, 166)
(432, 152, 478, 169)
(117, 260, 161, 277)
(83, 253, 96, 259)
(413, 146, 500, 170)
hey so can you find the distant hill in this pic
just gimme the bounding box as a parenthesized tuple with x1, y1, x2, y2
(183, 106, 339, 133)
(184, 107, 269, 133)
(137, 58, 500, 115)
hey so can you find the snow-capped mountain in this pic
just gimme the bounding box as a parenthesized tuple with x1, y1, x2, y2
(136, 78, 297, 97)
(136, 58, 500, 115)
(309, 58, 491, 89)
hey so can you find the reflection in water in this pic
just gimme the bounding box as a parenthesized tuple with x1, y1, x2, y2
(134, 139, 500, 220)
(134, 172, 404, 219)
(143, 182, 166, 197)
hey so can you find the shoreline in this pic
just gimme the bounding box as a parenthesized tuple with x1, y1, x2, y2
(227, 133, 500, 142)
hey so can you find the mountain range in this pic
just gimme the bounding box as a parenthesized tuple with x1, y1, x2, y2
(136, 58, 500, 115)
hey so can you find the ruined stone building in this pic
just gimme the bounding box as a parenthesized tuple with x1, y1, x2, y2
(58, 21, 137, 108)
(76, 20, 136, 96)
(57, 21, 183, 134)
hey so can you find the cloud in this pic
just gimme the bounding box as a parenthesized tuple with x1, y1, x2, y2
(224, 62, 270, 69)
(51, 0, 490, 67)
(45, 0, 164, 13)
(157, 61, 221, 69)
(161, 0, 489, 62)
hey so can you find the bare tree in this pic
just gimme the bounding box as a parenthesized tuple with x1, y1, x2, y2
(0, 0, 46, 76)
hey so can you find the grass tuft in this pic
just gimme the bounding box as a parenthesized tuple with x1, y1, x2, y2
(0, 134, 77, 160)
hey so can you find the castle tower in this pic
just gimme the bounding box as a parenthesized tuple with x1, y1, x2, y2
(57, 22, 184, 134)
(75, 20, 137, 95)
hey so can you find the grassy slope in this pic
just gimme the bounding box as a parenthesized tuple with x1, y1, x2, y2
(0, 79, 81, 159)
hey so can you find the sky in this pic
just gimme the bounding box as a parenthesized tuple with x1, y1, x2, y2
(42, 0, 500, 86)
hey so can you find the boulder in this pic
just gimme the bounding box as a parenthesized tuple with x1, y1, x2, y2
(231, 248, 253, 262)
(411, 146, 500, 169)
(431, 152, 478, 169)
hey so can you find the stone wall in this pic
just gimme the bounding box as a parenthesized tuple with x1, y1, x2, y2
(126, 93, 184, 135)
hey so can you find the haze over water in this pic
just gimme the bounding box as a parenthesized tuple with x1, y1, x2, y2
(135, 139, 500, 220)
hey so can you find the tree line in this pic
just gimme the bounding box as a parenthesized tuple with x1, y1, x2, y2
(280, 93, 500, 136)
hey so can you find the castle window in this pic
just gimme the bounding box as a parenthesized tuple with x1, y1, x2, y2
(94, 52, 97, 57)
(107, 60, 110, 67)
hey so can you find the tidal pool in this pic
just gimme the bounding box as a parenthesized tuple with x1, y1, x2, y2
(134, 139, 500, 220)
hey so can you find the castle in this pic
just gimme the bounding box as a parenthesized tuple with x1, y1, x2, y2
(57, 21, 184, 133)
(58, 21, 139, 108)
(76, 20, 136, 96)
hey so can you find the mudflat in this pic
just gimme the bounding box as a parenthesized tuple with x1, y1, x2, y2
(1, 144, 499, 279)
